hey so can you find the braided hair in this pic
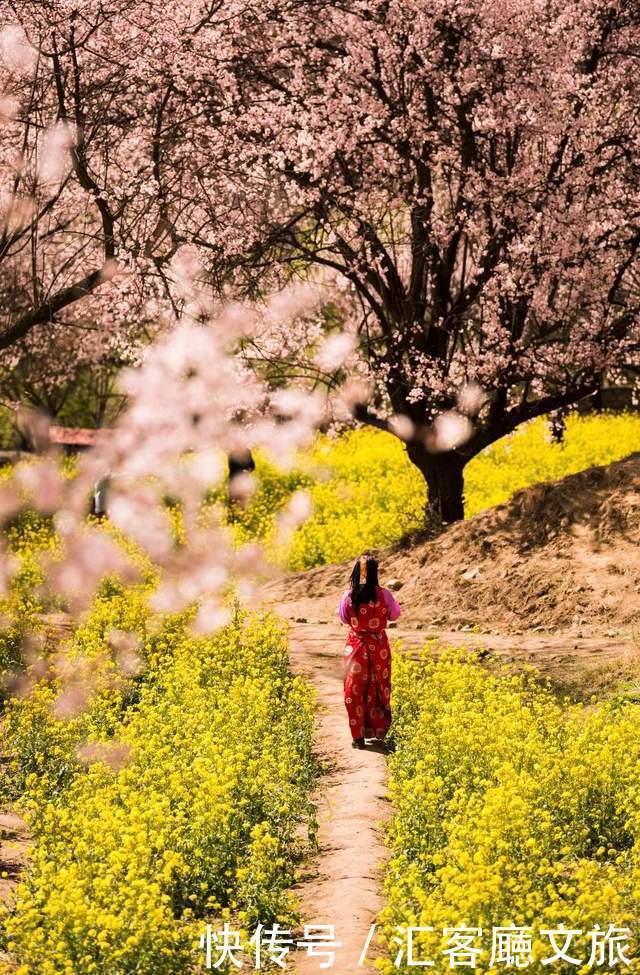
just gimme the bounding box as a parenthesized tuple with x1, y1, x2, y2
(349, 555, 379, 611)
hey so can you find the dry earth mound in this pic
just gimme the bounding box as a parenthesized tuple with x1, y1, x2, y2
(263, 453, 640, 636)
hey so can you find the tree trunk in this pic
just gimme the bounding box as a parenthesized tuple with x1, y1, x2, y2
(406, 440, 466, 524)
(227, 448, 256, 508)
(591, 384, 603, 413)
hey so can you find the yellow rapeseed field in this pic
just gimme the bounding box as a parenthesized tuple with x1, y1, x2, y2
(1, 413, 639, 974)
(222, 413, 640, 569)
(378, 648, 640, 974)
(0, 593, 317, 975)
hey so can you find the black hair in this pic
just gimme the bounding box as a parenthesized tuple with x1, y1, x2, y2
(349, 556, 379, 611)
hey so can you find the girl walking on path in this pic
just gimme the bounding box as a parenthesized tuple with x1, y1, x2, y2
(337, 555, 401, 751)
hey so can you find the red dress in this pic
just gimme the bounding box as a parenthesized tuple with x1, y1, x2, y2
(343, 587, 392, 740)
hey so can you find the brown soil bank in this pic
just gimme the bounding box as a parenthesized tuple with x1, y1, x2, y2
(264, 453, 640, 637)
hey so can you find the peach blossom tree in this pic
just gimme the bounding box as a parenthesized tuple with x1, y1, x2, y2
(200, 0, 640, 521)
(1, 1, 639, 524)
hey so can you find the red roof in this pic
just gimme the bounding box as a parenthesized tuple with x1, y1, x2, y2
(48, 426, 113, 447)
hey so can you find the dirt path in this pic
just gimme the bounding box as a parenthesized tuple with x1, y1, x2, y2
(284, 619, 391, 974)
(0, 809, 29, 904)
(271, 592, 638, 693)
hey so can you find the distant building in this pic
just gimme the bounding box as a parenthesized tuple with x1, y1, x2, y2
(48, 426, 113, 454)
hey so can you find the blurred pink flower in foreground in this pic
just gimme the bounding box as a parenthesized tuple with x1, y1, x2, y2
(37, 122, 76, 186)
(426, 412, 475, 453)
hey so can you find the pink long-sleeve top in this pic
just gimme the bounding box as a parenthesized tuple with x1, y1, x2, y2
(337, 586, 401, 625)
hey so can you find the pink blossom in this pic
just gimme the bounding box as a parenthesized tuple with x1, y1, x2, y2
(37, 123, 76, 186)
